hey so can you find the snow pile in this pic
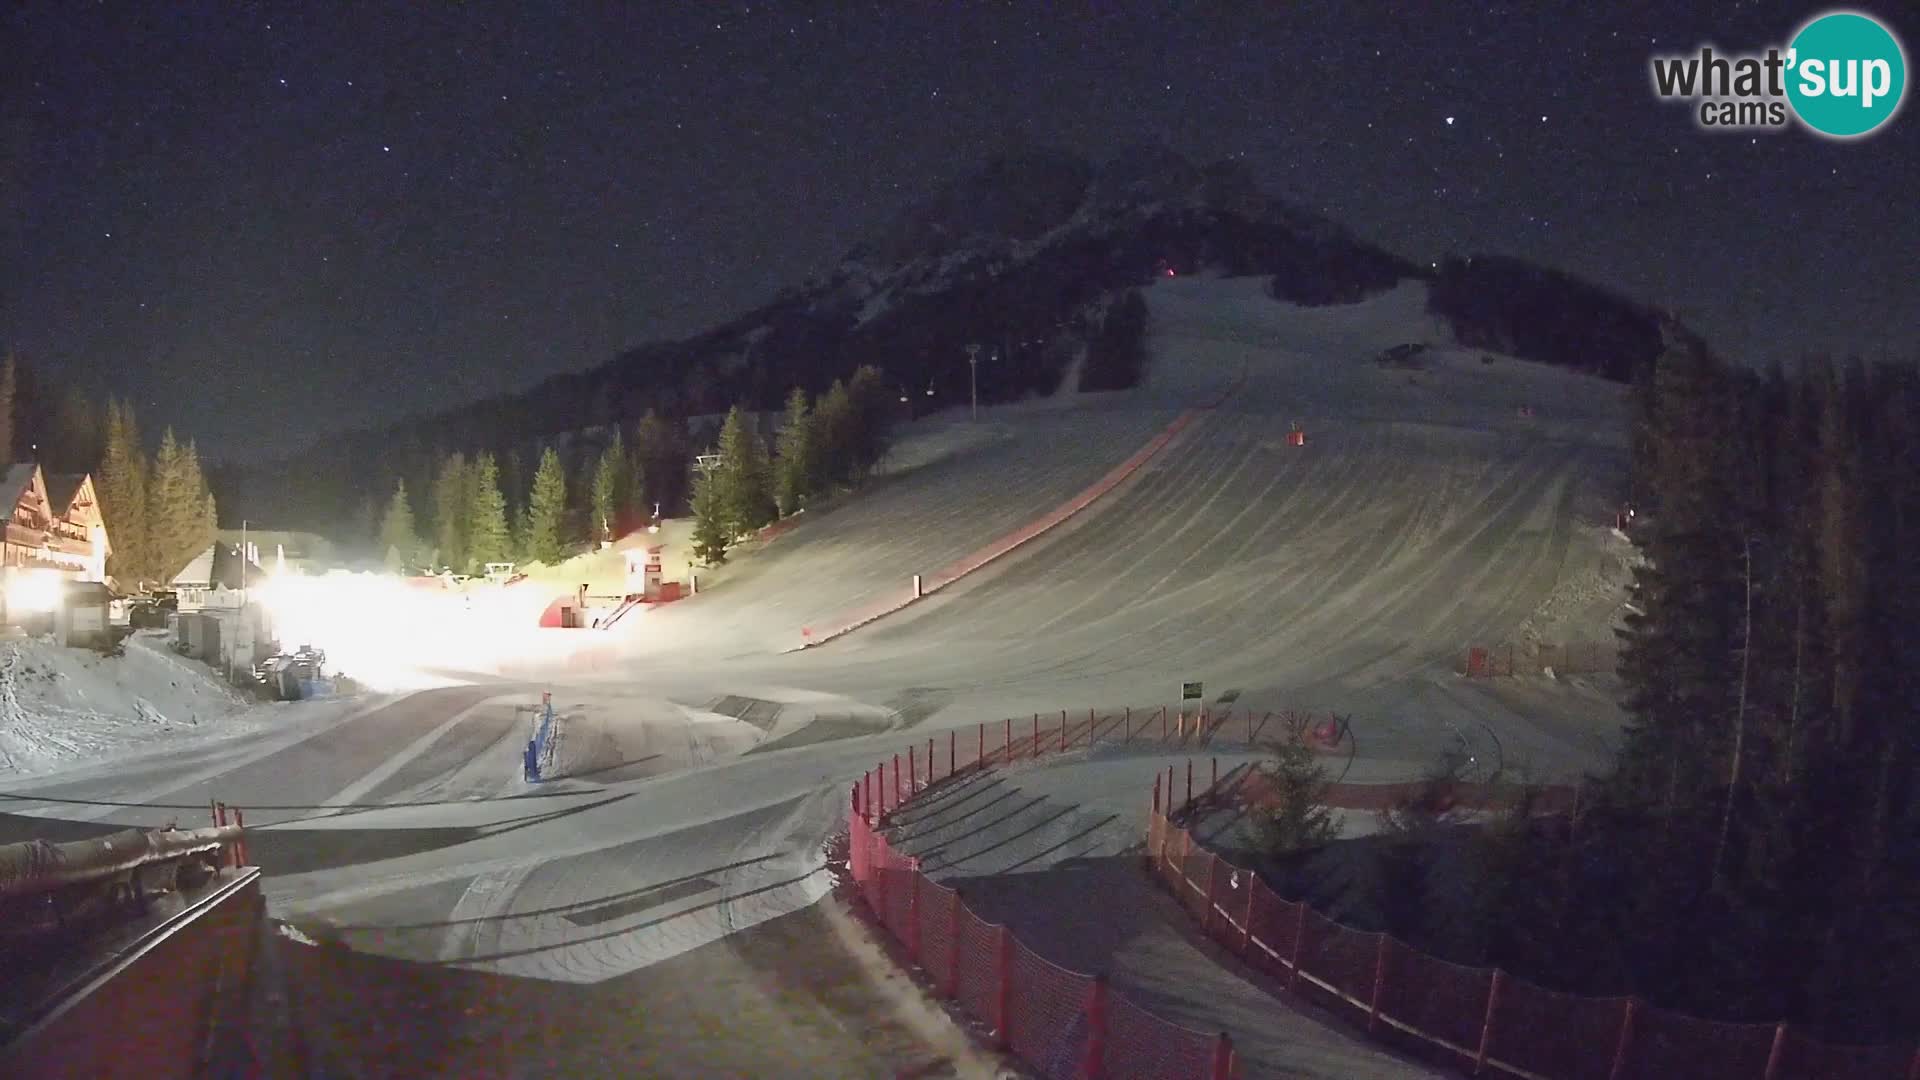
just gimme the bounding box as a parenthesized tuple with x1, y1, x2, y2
(0, 633, 262, 775)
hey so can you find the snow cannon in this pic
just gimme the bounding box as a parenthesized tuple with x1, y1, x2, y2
(1287, 422, 1306, 447)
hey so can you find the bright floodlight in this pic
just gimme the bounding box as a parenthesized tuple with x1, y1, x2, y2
(6, 571, 63, 614)
(250, 568, 575, 690)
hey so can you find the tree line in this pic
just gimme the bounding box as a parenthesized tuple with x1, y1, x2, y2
(0, 350, 216, 588)
(371, 365, 897, 574)
(1597, 345, 1920, 1041)
(95, 400, 221, 586)
(689, 367, 895, 566)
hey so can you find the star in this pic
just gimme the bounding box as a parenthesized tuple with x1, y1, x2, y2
(1445, 116, 1456, 126)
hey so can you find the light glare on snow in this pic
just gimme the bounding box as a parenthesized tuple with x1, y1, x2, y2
(254, 569, 559, 689)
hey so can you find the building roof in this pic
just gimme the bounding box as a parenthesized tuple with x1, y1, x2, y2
(44, 473, 87, 514)
(170, 542, 265, 590)
(1, 464, 40, 512)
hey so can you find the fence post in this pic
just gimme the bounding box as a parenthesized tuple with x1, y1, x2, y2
(1167, 765, 1175, 812)
(945, 889, 963, 999)
(1032, 713, 1039, 757)
(1124, 705, 1131, 741)
(1608, 998, 1639, 1080)
(948, 731, 955, 781)
(1185, 759, 1193, 808)
(1202, 854, 1220, 934)
(1161, 705, 1167, 740)
(1476, 969, 1506, 1076)
(928, 737, 935, 786)
(1763, 1022, 1788, 1080)
(906, 867, 922, 962)
(909, 745, 917, 796)
(996, 925, 1014, 1052)
(1089, 706, 1096, 746)
(1061, 708, 1068, 752)
(1209, 1032, 1235, 1080)
(233, 807, 248, 867)
(1248, 708, 1254, 744)
(210, 798, 218, 828)
(1005, 716, 1012, 762)
(894, 753, 902, 807)
(1082, 974, 1110, 1080)
(978, 722, 984, 770)
(1152, 773, 1161, 815)
(1368, 934, 1390, 1033)
(1211, 756, 1218, 793)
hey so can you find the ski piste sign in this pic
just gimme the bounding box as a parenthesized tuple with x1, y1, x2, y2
(1649, 10, 1908, 139)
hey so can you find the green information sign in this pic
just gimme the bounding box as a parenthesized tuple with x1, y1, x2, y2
(1181, 681, 1203, 701)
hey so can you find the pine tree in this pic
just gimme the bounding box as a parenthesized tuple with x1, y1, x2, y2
(688, 461, 729, 566)
(524, 446, 570, 564)
(49, 388, 101, 473)
(590, 431, 629, 543)
(846, 365, 897, 474)
(432, 452, 471, 573)
(632, 410, 683, 517)
(182, 439, 218, 560)
(774, 387, 817, 515)
(0, 350, 15, 464)
(815, 379, 855, 487)
(147, 429, 196, 581)
(98, 399, 149, 584)
(466, 453, 511, 570)
(716, 406, 775, 537)
(379, 480, 418, 572)
(1613, 342, 1746, 818)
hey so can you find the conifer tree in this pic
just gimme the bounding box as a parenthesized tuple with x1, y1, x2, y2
(591, 431, 629, 543)
(774, 387, 817, 515)
(0, 350, 15, 464)
(147, 429, 196, 581)
(632, 410, 682, 517)
(688, 461, 729, 566)
(432, 452, 471, 573)
(715, 406, 775, 537)
(379, 479, 418, 572)
(182, 439, 218, 561)
(815, 378, 855, 487)
(98, 399, 149, 583)
(524, 446, 569, 564)
(466, 453, 511, 571)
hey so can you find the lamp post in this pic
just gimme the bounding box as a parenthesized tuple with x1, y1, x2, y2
(966, 343, 981, 421)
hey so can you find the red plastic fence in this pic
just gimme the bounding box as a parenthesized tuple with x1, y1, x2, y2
(1148, 777, 1920, 1080)
(847, 740, 1240, 1078)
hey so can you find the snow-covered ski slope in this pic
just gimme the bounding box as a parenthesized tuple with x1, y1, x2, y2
(860, 324, 1619, 694)
(624, 399, 1180, 656)
(556, 274, 1633, 778)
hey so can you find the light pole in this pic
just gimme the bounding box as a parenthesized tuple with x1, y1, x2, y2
(965, 343, 981, 421)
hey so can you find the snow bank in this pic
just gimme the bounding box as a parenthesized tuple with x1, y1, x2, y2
(0, 632, 266, 776)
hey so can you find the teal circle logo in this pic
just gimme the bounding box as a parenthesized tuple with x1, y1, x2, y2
(1786, 11, 1907, 138)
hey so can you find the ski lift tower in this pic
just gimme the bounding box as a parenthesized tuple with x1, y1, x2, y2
(965, 343, 981, 421)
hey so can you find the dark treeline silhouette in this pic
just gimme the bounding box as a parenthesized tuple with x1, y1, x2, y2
(1386, 345, 1920, 1047)
(1425, 254, 1680, 383)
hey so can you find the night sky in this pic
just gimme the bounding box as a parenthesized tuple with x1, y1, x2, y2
(4, 2, 1916, 458)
